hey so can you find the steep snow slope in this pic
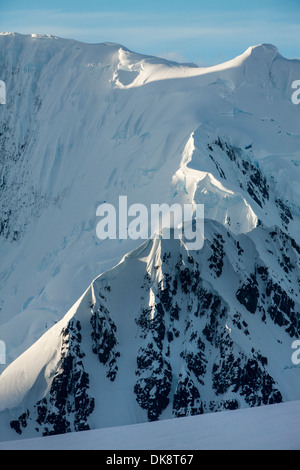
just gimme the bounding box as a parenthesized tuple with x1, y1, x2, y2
(0, 220, 299, 441)
(1, 400, 300, 450)
(0, 34, 299, 375)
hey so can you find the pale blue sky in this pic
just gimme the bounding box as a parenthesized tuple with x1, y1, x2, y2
(1, 0, 300, 65)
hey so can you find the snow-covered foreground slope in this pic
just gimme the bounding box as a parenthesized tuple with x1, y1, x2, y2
(1, 400, 300, 450)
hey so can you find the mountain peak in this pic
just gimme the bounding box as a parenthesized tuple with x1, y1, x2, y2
(248, 43, 278, 53)
(244, 43, 280, 61)
(221, 43, 281, 72)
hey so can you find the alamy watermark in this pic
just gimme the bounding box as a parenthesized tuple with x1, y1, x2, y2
(0, 340, 6, 364)
(292, 80, 300, 105)
(96, 196, 204, 250)
(0, 80, 5, 105)
(291, 340, 300, 365)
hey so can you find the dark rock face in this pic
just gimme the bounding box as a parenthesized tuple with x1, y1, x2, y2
(7, 219, 300, 438)
(208, 234, 225, 278)
(236, 274, 260, 314)
(10, 320, 95, 436)
(276, 198, 293, 230)
(266, 280, 298, 335)
(133, 228, 293, 421)
(212, 347, 282, 407)
(90, 299, 120, 382)
(212, 138, 269, 208)
(135, 273, 173, 421)
(173, 375, 204, 417)
(208, 137, 296, 236)
(134, 342, 172, 421)
(233, 226, 300, 339)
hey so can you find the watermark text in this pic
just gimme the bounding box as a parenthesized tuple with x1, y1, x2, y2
(0, 80, 5, 105)
(291, 340, 300, 365)
(0, 340, 6, 364)
(292, 80, 300, 105)
(96, 196, 204, 250)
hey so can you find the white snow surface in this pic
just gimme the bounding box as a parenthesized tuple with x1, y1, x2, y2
(1, 400, 299, 450)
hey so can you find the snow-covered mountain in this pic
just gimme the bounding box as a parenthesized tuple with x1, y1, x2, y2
(1, 221, 300, 441)
(0, 33, 300, 442)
